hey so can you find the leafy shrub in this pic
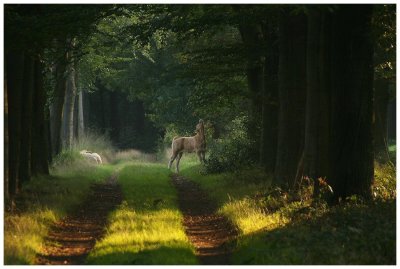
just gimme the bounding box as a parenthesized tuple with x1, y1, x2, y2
(205, 116, 257, 173)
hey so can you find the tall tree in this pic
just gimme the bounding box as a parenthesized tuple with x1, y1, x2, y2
(4, 61, 9, 200)
(31, 56, 50, 175)
(6, 52, 25, 196)
(329, 5, 374, 200)
(50, 46, 68, 156)
(274, 9, 307, 187)
(62, 50, 77, 149)
(238, 21, 264, 158)
(260, 20, 279, 174)
(296, 7, 331, 195)
(78, 90, 85, 138)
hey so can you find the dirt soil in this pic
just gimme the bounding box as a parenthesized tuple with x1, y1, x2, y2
(36, 174, 122, 265)
(171, 174, 238, 265)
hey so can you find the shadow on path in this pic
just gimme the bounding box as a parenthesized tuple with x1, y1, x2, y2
(36, 174, 122, 265)
(171, 174, 238, 265)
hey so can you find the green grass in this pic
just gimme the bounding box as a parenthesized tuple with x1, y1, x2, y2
(181, 161, 281, 235)
(180, 160, 396, 265)
(5, 148, 395, 265)
(86, 162, 197, 265)
(4, 164, 115, 265)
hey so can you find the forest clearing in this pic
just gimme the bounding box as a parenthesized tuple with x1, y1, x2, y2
(3, 3, 397, 265)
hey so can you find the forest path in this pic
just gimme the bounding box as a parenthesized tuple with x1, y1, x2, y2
(36, 172, 122, 265)
(171, 174, 238, 265)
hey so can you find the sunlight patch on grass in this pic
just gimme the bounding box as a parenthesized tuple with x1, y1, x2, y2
(4, 209, 57, 264)
(180, 163, 277, 236)
(220, 198, 286, 235)
(180, 162, 396, 265)
(87, 163, 197, 265)
(4, 165, 115, 265)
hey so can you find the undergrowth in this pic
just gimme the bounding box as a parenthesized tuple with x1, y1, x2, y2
(180, 161, 396, 265)
(52, 131, 115, 168)
(4, 164, 115, 265)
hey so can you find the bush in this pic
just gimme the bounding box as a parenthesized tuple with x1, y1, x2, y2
(205, 116, 257, 173)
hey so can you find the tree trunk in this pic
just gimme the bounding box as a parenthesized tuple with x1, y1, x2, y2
(329, 5, 374, 200)
(109, 90, 120, 141)
(297, 8, 331, 194)
(50, 53, 67, 156)
(7, 51, 25, 197)
(45, 106, 53, 164)
(19, 55, 35, 187)
(238, 23, 265, 160)
(387, 97, 396, 141)
(373, 78, 390, 163)
(78, 90, 85, 138)
(274, 10, 307, 188)
(73, 94, 79, 140)
(62, 59, 77, 149)
(31, 56, 49, 175)
(4, 59, 9, 200)
(260, 21, 279, 174)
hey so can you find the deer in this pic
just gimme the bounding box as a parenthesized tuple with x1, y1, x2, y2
(168, 119, 206, 173)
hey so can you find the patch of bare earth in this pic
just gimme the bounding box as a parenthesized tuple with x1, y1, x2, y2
(36, 174, 122, 265)
(171, 174, 238, 265)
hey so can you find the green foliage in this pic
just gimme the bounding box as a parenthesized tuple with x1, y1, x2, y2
(205, 115, 257, 173)
(77, 5, 251, 141)
(372, 4, 396, 81)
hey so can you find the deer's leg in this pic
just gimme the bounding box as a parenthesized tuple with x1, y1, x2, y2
(201, 151, 206, 163)
(168, 152, 177, 169)
(197, 151, 202, 163)
(176, 152, 183, 173)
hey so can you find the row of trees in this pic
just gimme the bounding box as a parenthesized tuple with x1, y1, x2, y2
(114, 4, 395, 200)
(4, 5, 117, 200)
(4, 4, 396, 203)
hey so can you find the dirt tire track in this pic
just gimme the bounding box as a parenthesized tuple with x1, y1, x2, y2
(35, 174, 122, 265)
(171, 174, 238, 265)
